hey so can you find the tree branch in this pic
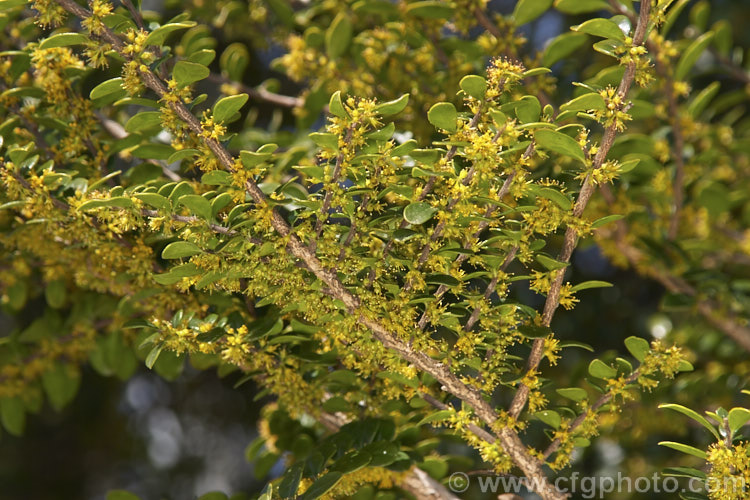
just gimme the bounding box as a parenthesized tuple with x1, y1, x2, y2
(508, 0, 652, 419)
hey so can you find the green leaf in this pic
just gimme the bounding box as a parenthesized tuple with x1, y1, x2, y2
(417, 410, 453, 426)
(534, 128, 585, 162)
(513, 0, 553, 25)
(220, 42, 250, 81)
(328, 91, 347, 118)
(662, 0, 691, 36)
(279, 462, 304, 498)
(675, 32, 715, 81)
(325, 13, 352, 59)
(322, 396, 351, 412)
(679, 492, 710, 500)
(588, 359, 617, 379)
(517, 324, 552, 339)
(536, 254, 568, 271)
(179, 194, 212, 220)
(131, 144, 175, 160)
(624, 336, 650, 362)
(392, 139, 417, 156)
(427, 102, 457, 132)
(144, 22, 196, 46)
(543, 32, 589, 67)
(658, 441, 707, 460)
(168, 149, 199, 163)
(662, 467, 707, 480)
(0, 200, 25, 211)
(188, 49, 215, 66)
(728, 408, 750, 434)
(374, 94, 409, 116)
(403, 201, 436, 225)
(135, 192, 171, 210)
(561, 92, 606, 112)
(0, 397, 25, 436)
(419, 458, 448, 479)
(573, 18, 626, 42)
(266, 0, 294, 27)
(162, 241, 202, 259)
(0, 0, 28, 9)
(515, 96, 541, 123)
(213, 93, 248, 123)
(39, 32, 88, 49)
(42, 364, 81, 411)
(106, 491, 141, 500)
(45, 280, 66, 308)
(535, 410, 561, 428)
(310, 132, 338, 150)
(377, 371, 419, 389)
(331, 451, 372, 473)
(688, 81, 720, 118)
(559, 340, 594, 352)
(536, 187, 572, 210)
(367, 122, 395, 141)
(173, 61, 210, 87)
(554, 0, 608, 14)
(6, 280, 27, 310)
(677, 360, 694, 372)
(145, 345, 163, 369)
(298, 472, 343, 500)
(410, 149, 442, 165)
(405, 1, 455, 19)
(90, 78, 125, 99)
(240, 144, 277, 167)
(557, 387, 588, 401)
(591, 214, 625, 228)
(713, 19, 732, 56)
(690, 2, 710, 31)
(570, 280, 612, 292)
(659, 404, 721, 440)
(459, 75, 487, 100)
(125, 111, 162, 133)
(153, 264, 200, 284)
(201, 170, 232, 186)
(426, 274, 460, 287)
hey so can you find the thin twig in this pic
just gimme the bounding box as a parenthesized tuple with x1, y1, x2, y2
(207, 74, 303, 108)
(542, 370, 640, 459)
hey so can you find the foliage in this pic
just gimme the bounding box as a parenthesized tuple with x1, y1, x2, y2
(0, 0, 749, 499)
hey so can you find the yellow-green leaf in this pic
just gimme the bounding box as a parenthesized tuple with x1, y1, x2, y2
(675, 32, 715, 80)
(554, 0, 608, 14)
(427, 102, 457, 132)
(374, 94, 409, 116)
(513, 0, 553, 25)
(162, 241, 202, 259)
(658, 441, 707, 460)
(144, 22, 196, 46)
(90, 78, 125, 100)
(459, 75, 487, 100)
(173, 61, 210, 87)
(589, 359, 617, 379)
(535, 128, 585, 162)
(213, 93, 248, 123)
(573, 18, 626, 42)
(325, 13, 352, 59)
(39, 32, 88, 49)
